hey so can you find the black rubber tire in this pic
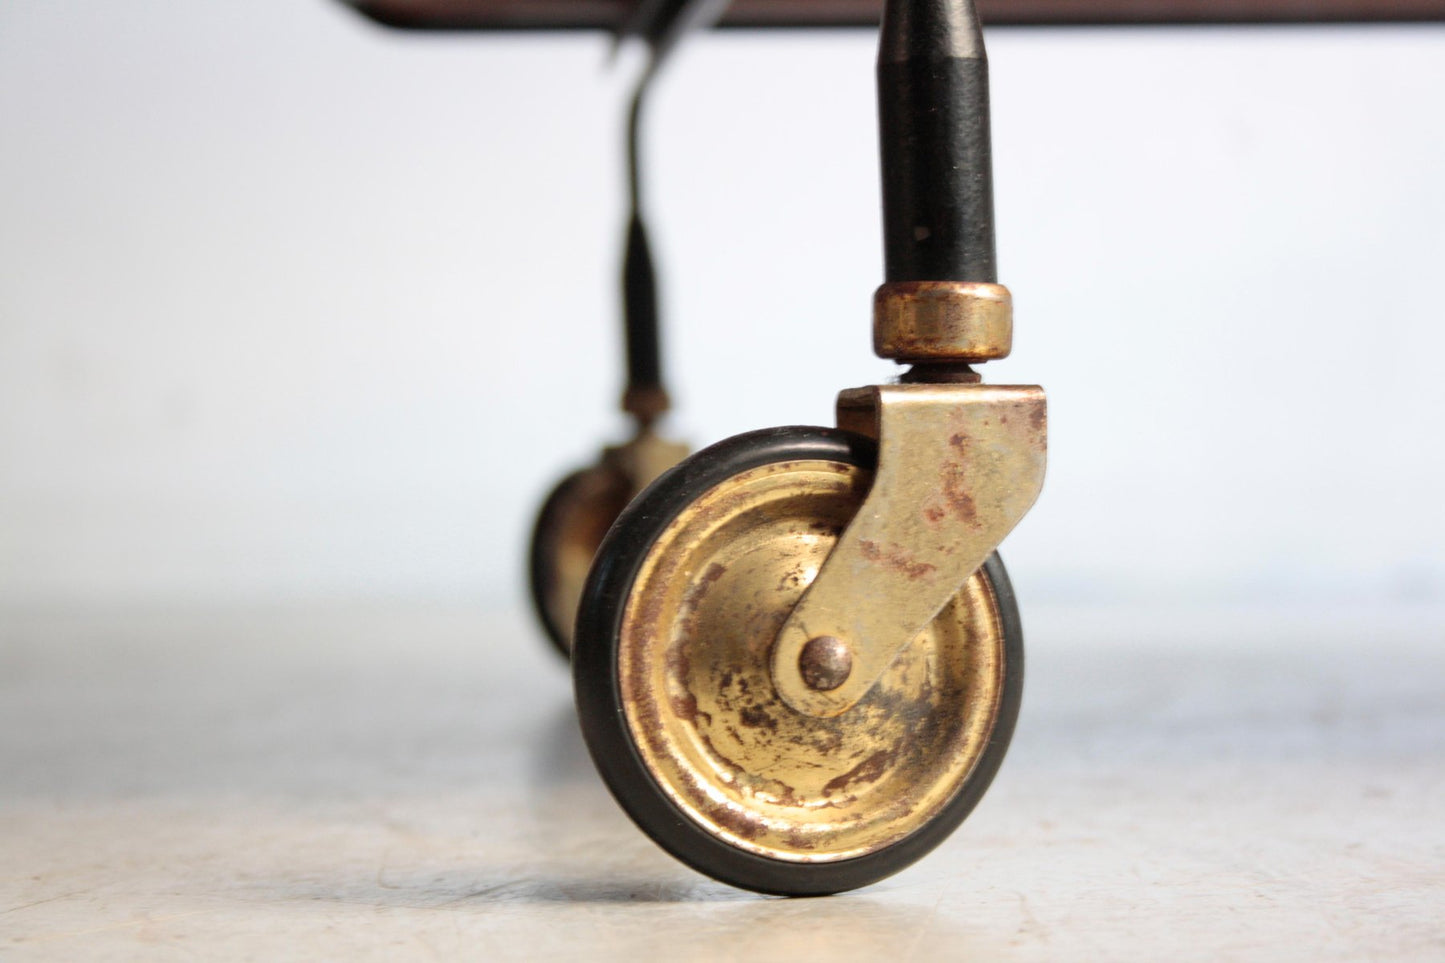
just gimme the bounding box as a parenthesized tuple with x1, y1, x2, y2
(573, 425, 1024, 896)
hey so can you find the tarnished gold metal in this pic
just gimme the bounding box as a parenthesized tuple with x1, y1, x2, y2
(618, 457, 1007, 861)
(536, 428, 687, 653)
(771, 383, 1046, 717)
(873, 281, 1013, 362)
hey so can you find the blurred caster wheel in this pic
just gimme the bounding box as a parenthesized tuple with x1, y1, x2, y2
(573, 426, 1023, 896)
(529, 464, 632, 658)
(529, 431, 687, 657)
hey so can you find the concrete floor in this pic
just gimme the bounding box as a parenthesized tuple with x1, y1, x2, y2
(1, 602, 1441, 961)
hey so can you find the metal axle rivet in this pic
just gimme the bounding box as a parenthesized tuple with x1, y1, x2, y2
(798, 636, 853, 692)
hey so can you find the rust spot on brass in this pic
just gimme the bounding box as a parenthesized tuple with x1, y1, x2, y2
(823, 749, 896, 796)
(671, 691, 699, 725)
(860, 539, 939, 580)
(739, 704, 779, 731)
(798, 636, 853, 692)
(941, 432, 980, 526)
(941, 466, 979, 525)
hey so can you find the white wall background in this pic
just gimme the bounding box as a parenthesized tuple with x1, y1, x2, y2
(2, 1, 1442, 608)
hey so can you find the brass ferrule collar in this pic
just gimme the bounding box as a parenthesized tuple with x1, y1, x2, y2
(873, 281, 1013, 363)
(621, 384, 671, 426)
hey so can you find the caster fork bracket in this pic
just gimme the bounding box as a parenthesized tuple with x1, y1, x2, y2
(770, 383, 1046, 717)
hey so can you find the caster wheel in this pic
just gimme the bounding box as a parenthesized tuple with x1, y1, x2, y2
(529, 464, 633, 658)
(573, 426, 1023, 896)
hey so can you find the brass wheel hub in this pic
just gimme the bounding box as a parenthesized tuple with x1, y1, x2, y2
(618, 457, 1006, 862)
